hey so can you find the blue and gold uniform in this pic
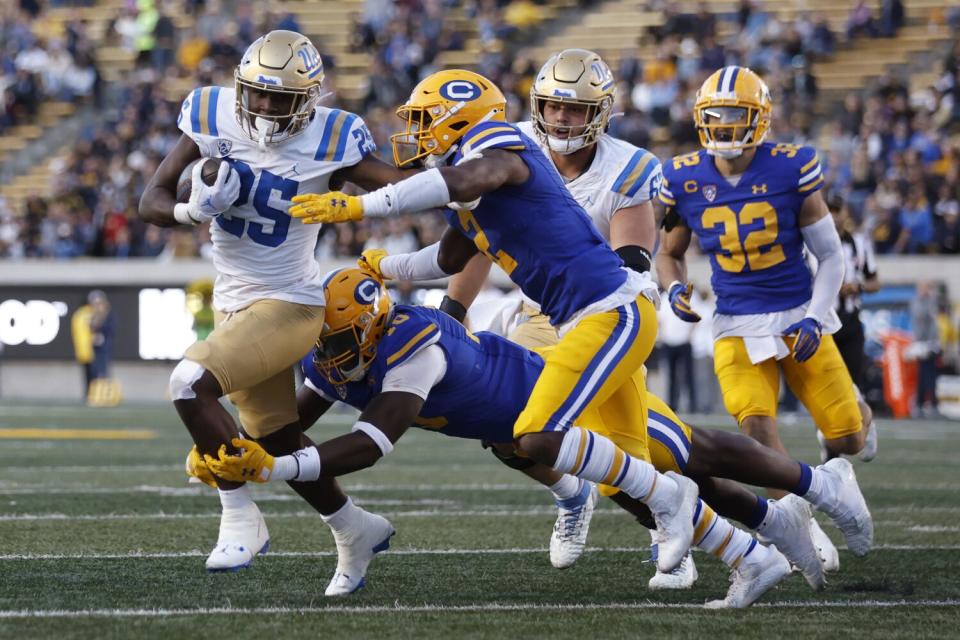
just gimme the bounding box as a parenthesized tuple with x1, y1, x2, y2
(303, 305, 656, 464)
(449, 122, 627, 326)
(659, 142, 820, 316)
(445, 120, 658, 440)
(660, 142, 859, 439)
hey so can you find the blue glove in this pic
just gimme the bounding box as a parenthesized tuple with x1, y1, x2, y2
(667, 282, 701, 323)
(783, 317, 822, 363)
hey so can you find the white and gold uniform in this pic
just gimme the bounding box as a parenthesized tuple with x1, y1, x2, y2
(178, 85, 375, 436)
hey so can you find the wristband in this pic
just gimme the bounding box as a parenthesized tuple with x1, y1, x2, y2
(439, 295, 468, 323)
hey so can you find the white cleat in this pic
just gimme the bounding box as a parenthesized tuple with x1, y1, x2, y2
(816, 457, 874, 556)
(648, 550, 698, 590)
(325, 510, 396, 596)
(704, 544, 791, 609)
(652, 472, 698, 573)
(205, 503, 270, 572)
(760, 495, 825, 591)
(859, 420, 878, 462)
(550, 482, 598, 569)
(810, 517, 840, 572)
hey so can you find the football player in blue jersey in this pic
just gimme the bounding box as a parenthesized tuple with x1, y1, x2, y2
(655, 66, 873, 566)
(202, 269, 872, 605)
(288, 69, 700, 574)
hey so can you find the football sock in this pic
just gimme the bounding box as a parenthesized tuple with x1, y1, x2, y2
(549, 475, 583, 502)
(321, 496, 362, 533)
(745, 494, 770, 530)
(218, 484, 253, 511)
(693, 499, 760, 568)
(800, 464, 828, 508)
(554, 427, 676, 512)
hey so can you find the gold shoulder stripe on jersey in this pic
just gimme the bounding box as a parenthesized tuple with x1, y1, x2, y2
(386, 324, 439, 365)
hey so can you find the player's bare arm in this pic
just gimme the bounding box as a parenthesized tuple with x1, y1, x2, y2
(206, 391, 423, 482)
(297, 385, 334, 430)
(332, 154, 418, 192)
(444, 254, 494, 322)
(655, 216, 692, 288)
(138, 134, 202, 227)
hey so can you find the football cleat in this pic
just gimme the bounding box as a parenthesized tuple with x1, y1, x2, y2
(648, 549, 698, 590)
(652, 472, 698, 573)
(704, 544, 791, 609)
(325, 510, 396, 596)
(859, 420, 878, 462)
(759, 495, 825, 591)
(816, 457, 873, 556)
(810, 517, 840, 572)
(550, 481, 598, 569)
(205, 503, 270, 572)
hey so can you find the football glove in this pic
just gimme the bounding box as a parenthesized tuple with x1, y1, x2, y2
(204, 438, 276, 483)
(289, 192, 364, 224)
(185, 445, 218, 488)
(667, 282, 701, 323)
(184, 161, 240, 224)
(783, 317, 822, 363)
(358, 249, 389, 281)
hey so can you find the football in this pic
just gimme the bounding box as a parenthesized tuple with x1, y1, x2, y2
(176, 157, 224, 204)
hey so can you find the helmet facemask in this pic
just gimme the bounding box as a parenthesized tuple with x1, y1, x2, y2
(697, 104, 766, 159)
(314, 306, 388, 385)
(235, 74, 320, 148)
(531, 94, 611, 155)
(391, 101, 476, 168)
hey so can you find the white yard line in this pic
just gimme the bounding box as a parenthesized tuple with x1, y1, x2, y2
(1, 544, 958, 561)
(1, 599, 958, 619)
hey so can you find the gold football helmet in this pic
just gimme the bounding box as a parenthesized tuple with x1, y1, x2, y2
(530, 49, 615, 154)
(694, 65, 771, 158)
(235, 30, 324, 145)
(391, 69, 507, 167)
(314, 268, 392, 385)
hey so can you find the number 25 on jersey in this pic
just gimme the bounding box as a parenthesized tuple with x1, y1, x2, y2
(702, 201, 786, 272)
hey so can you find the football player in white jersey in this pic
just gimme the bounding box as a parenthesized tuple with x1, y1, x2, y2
(139, 31, 408, 572)
(405, 50, 678, 583)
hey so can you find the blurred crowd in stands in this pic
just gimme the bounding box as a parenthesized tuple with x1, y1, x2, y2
(1, 0, 960, 262)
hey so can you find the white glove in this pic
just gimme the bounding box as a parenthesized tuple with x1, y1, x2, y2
(174, 161, 240, 225)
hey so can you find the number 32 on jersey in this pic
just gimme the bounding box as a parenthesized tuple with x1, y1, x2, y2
(702, 201, 786, 272)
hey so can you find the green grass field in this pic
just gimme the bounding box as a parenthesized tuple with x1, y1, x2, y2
(1, 403, 958, 639)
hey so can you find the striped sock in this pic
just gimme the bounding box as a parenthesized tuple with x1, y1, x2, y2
(548, 475, 582, 501)
(692, 499, 761, 569)
(554, 426, 675, 510)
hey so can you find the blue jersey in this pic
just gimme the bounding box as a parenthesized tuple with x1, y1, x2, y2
(445, 122, 628, 325)
(659, 142, 824, 315)
(301, 305, 543, 442)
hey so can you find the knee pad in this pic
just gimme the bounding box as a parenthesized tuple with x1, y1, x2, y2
(482, 440, 537, 471)
(169, 359, 205, 401)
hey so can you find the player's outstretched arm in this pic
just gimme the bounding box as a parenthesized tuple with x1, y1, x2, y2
(289, 150, 530, 224)
(370, 227, 479, 284)
(138, 134, 202, 227)
(205, 392, 423, 483)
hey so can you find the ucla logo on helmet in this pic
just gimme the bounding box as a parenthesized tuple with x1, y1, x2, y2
(439, 80, 482, 101)
(354, 279, 380, 304)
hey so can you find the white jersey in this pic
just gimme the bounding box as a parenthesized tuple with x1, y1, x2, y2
(516, 121, 661, 238)
(178, 86, 376, 311)
(514, 121, 662, 313)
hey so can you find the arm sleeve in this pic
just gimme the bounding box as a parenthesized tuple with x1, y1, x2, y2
(380, 344, 447, 399)
(379, 242, 449, 280)
(801, 214, 844, 323)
